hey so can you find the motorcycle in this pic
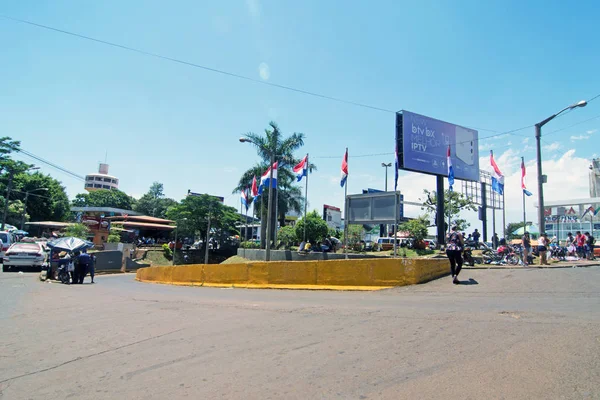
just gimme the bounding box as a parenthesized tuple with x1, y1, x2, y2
(482, 245, 520, 265)
(549, 244, 566, 261)
(56, 263, 71, 284)
(463, 247, 478, 266)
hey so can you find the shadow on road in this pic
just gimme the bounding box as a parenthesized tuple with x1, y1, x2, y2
(457, 278, 479, 285)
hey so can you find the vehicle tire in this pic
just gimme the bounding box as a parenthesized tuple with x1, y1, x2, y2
(2, 265, 7, 273)
(506, 254, 519, 265)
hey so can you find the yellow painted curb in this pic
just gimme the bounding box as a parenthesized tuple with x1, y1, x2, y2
(136, 258, 449, 290)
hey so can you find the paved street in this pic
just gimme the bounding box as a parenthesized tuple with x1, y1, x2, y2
(1, 267, 599, 400)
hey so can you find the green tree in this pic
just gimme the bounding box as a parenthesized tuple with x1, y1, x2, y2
(277, 225, 296, 249)
(420, 189, 477, 231)
(166, 194, 239, 243)
(294, 210, 328, 244)
(400, 216, 429, 242)
(133, 182, 177, 218)
(233, 122, 315, 247)
(64, 223, 91, 240)
(344, 225, 364, 250)
(11, 172, 70, 223)
(506, 221, 533, 240)
(72, 189, 136, 210)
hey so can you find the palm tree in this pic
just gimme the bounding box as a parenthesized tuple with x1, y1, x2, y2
(234, 122, 315, 247)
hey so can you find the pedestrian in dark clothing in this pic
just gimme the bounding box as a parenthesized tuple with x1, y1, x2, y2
(72, 251, 82, 284)
(472, 229, 481, 249)
(77, 250, 92, 284)
(89, 254, 96, 283)
(446, 226, 464, 284)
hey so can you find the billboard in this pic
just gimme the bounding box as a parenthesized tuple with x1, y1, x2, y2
(396, 110, 479, 181)
(323, 204, 342, 230)
(346, 192, 403, 225)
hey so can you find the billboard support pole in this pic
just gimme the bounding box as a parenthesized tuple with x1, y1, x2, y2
(481, 182, 488, 242)
(343, 185, 348, 260)
(502, 191, 506, 242)
(393, 191, 398, 257)
(436, 176, 445, 249)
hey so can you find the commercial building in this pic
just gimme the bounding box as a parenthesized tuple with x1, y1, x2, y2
(542, 198, 600, 242)
(84, 163, 119, 192)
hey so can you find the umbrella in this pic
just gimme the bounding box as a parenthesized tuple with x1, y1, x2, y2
(512, 225, 540, 235)
(47, 237, 94, 252)
(14, 230, 29, 235)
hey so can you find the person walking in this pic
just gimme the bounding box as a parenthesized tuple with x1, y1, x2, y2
(585, 232, 595, 260)
(446, 226, 464, 284)
(575, 231, 586, 259)
(492, 233, 499, 249)
(538, 233, 550, 265)
(522, 232, 531, 266)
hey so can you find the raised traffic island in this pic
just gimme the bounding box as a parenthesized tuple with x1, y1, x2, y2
(135, 258, 449, 290)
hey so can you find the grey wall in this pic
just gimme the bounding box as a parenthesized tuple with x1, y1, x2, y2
(237, 249, 384, 262)
(94, 250, 123, 271)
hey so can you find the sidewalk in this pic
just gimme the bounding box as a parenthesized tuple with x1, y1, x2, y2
(464, 259, 600, 269)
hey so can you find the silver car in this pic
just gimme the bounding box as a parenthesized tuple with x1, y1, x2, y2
(2, 242, 47, 272)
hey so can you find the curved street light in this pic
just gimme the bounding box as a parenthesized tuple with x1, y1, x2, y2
(381, 162, 392, 192)
(535, 100, 587, 236)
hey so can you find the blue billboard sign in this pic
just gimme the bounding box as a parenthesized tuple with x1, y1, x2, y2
(396, 111, 480, 182)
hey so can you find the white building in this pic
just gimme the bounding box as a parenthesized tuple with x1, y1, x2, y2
(590, 158, 600, 198)
(84, 163, 119, 192)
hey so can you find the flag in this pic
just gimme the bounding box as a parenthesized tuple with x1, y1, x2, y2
(251, 176, 259, 197)
(490, 150, 504, 195)
(521, 158, 532, 196)
(258, 162, 278, 195)
(293, 155, 308, 182)
(394, 143, 399, 192)
(595, 208, 600, 216)
(447, 146, 454, 191)
(582, 206, 595, 219)
(240, 189, 249, 211)
(340, 149, 348, 187)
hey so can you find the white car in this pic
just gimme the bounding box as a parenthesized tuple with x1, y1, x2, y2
(2, 242, 47, 272)
(0, 231, 18, 263)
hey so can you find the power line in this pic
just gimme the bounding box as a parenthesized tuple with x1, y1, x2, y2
(16, 149, 86, 181)
(544, 114, 600, 137)
(2, 15, 540, 145)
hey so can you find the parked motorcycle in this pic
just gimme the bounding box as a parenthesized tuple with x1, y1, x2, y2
(463, 247, 478, 266)
(482, 245, 520, 265)
(56, 264, 71, 284)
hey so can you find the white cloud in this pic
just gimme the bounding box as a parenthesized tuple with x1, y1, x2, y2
(570, 134, 590, 141)
(522, 137, 530, 144)
(542, 142, 561, 152)
(246, 0, 261, 18)
(586, 129, 597, 135)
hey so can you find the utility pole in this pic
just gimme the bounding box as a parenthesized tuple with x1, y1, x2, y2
(1, 170, 14, 231)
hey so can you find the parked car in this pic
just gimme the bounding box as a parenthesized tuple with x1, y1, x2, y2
(0, 231, 18, 263)
(423, 239, 437, 249)
(2, 242, 47, 272)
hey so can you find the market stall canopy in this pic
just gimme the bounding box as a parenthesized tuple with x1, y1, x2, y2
(512, 225, 540, 235)
(47, 237, 94, 252)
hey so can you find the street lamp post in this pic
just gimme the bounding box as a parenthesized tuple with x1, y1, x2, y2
(381, 163, 392, 191)
(21, 188, 49, 230)
(240, 137, 275, 261)
(172, 217, 187, 266)
(535, 100, 587, 236)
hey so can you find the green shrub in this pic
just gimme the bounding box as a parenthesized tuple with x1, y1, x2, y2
(162, 243, 172, 259)
(107, 233, 121, 243)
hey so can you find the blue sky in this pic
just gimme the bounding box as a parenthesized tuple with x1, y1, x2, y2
(1, 0, 599, 232)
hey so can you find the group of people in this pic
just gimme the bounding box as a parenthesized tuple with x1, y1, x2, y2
(298, 236, 340, 253)
(55, 250, 96, 284)
(566, 231, 596, 260)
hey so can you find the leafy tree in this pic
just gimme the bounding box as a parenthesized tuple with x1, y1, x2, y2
(133, 182, 177, 218)
(277, 225, 296, 249)
(400, 216, 429, 242)
(166, 194, 239, 243)
(343, 225, 364, 249)
(506, 221, 533, 240)
(107, 232, 121, 243)
(11, 172, 70, 223)
(64, 223, 91, 240)
(0, 199, 26, 227)
(0, 137, 21, 166)
(328, 227, 342, 239)
(420, 189, 477, 231)
(72, 189, 136, 210)
(294, 210, 328, 244)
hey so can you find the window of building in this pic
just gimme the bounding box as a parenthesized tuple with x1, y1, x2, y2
(94, 184, 102, 188)
(95, 177, 103, 181)
(102, 185, 110, 189)
(85, 183, 93, 188)
(104, 177, 112, 182)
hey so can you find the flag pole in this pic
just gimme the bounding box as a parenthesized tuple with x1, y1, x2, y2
(492, 187, 496, 248)
(303, 153, 309, 243)
(522, 157, 527, 231)
(343, 148, 349, 260)
(502, 191, 506, 242)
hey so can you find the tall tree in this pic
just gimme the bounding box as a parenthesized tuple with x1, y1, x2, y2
(166, 194, 239, 242)
(134, 182, 177, 218)
(420, 189, 477, 232)
(11, 172, 70, 223)
(72, 189, 136, 210)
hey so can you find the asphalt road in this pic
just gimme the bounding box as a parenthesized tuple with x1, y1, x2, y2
(1, 267, 599, 400)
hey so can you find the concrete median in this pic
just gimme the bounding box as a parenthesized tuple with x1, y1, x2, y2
(136, 258, 450, 290)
